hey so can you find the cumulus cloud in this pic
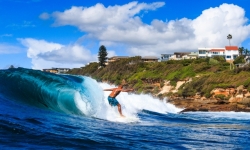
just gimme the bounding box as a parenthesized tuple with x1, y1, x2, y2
(192, 4, 250, 48)
(19, 38, 97, 69)
(49, 2, 250, 56)
(52, 1, 165, 32)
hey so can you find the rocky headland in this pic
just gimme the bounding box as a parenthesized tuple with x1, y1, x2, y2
(68, 56, 250, 112)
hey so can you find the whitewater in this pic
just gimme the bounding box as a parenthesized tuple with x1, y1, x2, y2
(0, 68, 249, 149)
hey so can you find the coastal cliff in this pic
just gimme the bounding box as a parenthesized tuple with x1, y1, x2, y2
(68, 56, 250, 112)
(161, 82, 250, 112)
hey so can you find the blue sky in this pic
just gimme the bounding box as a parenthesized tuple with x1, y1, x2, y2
(0, 0, 250, 69)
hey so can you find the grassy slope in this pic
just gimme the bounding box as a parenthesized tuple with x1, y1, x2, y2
(68, 57, 250, 98)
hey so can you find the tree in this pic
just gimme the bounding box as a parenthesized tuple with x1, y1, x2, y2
(238, 47, 244, 56)
(233, 55, 245, 64)
(98, 45, 108, 67)
(227, 34, 232, 46)
(9, 65, 15, 69)
(244, 48, 249, 57)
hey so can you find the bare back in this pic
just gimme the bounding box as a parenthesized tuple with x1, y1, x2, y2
(109, 88, 122, 98)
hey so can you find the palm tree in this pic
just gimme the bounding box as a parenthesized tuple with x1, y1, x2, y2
(227, 34, 232, 46)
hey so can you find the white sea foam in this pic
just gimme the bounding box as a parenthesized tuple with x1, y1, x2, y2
(187, 111, 250, 120)
(94, 83, 183, 123)
(75, 78, 250, 123)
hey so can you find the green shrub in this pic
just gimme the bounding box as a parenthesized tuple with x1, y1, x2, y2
(233, 56, 245, 64)
(209, 58, 219, 65)
(243, 78, 250, 89)
(214, 94, 227, 100)
(170, 80, 177, 86)
(205, 92, 211, 98)
(213, 56, 226, 62)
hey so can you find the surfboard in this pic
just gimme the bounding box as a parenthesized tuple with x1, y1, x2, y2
(115, 115, 139, 123)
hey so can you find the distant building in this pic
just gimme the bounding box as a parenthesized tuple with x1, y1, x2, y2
(141, 56, 158, 62)
(225, 46, 239, 61)
(160, 52, 198, 61)
(198, 46, 239, 62)
(160, 54, 174, 61)
(187, 52, 199, 59)
(43, 68, 70, 74)
(171, 52, 191, 60)
(57, 68, 70, 74)
(43, 68, 58, 74)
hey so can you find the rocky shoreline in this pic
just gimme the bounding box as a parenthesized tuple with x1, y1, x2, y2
(157, 81, 250, 113)
(168, 98, 250, 113)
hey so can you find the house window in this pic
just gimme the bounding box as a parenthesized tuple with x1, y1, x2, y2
(226, 56, 231, 58)
(199, 51, 206, 54)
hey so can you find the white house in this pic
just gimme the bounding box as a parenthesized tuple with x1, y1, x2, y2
(160, 52, 198, 61)
(225, 46, 239, 61)
(43, 68, 70, 74)
(160, 54, 174, 61)
(198, 46, 239, 62)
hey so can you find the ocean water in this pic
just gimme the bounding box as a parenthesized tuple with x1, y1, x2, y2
(0, 68, 249, 149)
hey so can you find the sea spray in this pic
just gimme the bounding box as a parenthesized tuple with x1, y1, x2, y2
(97, 83, 183, 122)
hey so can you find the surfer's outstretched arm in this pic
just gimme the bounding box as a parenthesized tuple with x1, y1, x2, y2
(103, 88, 115, 91)
(121, 89, 134, 92)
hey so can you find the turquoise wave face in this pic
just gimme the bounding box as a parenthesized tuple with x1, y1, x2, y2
(0, 68, 103, 116)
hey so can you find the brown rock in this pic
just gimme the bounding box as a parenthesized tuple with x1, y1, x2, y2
(239, 98, 250, 105)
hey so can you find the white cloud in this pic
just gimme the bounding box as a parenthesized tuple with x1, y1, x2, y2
(52, 1, 165, 32)
(0, 43, 23, 54)
(19, 38, 96, 69)
(50, 2, 250, 56)
(107, 50, 116, 57)
(39, 12, 50, 20)
(192, 3, 250, 48)
(38, 44, 95, 63)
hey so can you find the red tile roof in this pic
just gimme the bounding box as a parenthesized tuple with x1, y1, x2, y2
(225, 46, 238, 50)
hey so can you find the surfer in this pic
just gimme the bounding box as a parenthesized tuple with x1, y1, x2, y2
(104, 85, 134, 117)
